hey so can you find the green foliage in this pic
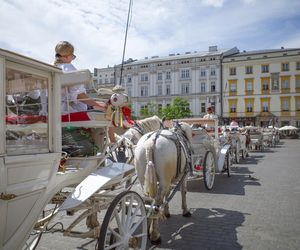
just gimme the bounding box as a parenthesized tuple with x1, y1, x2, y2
(161, 97, 192, 120)
(139, 102, 163, 118)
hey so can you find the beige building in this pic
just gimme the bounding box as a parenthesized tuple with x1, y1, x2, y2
(113, 46, 239, 117)
(222, 48, 300, 127)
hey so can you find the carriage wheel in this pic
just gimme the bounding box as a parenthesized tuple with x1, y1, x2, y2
(225, 152, 231, 177)
(97, 191, 147, 250)
(203, 151, 216, 190)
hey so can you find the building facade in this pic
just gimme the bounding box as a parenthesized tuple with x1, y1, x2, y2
(222, 48, 300, 127)
(112, 46, 238, 117)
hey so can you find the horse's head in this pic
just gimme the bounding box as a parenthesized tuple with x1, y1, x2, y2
(172, 121, 193, 143)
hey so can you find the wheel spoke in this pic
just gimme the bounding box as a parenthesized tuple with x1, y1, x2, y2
(113, 209, 124, 235)
(132, 232, 148, 238)
(125, 194, 134, 229)
(128, 202, 142, 228)
(130, 216, 146, 234)
(108, 226, 121, 239)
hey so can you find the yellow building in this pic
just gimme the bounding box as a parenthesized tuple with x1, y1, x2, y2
(222, 48, 300, 127)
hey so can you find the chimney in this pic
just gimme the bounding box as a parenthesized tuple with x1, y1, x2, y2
(209, 46, 218, 52)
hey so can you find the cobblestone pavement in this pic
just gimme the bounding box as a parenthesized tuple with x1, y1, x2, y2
(35, 139, 300, 250)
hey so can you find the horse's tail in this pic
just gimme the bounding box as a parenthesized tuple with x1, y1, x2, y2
(144, 145, 157, 198)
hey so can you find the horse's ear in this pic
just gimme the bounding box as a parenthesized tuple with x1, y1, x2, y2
(162, 116, 166, 123)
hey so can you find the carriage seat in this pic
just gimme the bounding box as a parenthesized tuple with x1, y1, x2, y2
(61, 110, 110, 128)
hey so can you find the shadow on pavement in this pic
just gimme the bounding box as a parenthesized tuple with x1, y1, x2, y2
(149, 207, 247, 250)
(188, 165, 260, 196)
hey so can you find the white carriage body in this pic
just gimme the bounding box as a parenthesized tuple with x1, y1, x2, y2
(0, 49, 114, 250)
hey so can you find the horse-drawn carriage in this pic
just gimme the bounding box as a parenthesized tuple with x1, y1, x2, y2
(246, 126, 264, 151)
(177, 118, 233, 190)
(0, 48, 153, 250)
(2, 48, 228, 250)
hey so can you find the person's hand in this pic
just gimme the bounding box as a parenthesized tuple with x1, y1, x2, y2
(93, 101, 107, 112)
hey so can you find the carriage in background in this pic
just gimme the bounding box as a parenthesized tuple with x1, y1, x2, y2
(177, 118, 232, 190)
(246, 126, 264, 151)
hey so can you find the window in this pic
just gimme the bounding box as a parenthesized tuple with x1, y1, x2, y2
(296, 99, 300, 111)
(271, 74, 279, 90)
(140, 86, 148, 96)
(98, 79, 102, 84)
(261, 65, 269, 73)
(230, 83, 237, 92)
(166, 71, 171, 80)
(201, 103, 206, 113)
(282, 100, 289, 111)
(246, 102, 253, 112)
(245, 66, 253, 74)
(127, 75, 132, 83)
(200, 69, 206, 77)
(157, 72, 163, 81)
(282, 79, 289, 89)
(296, 62, 300, 70)
(246, 81, 253, 91)
(157, 85, 163, 95)
(210, 81, 216, 92)
(230, 104, 236, 113)
(296, 77, 300, 88)
(110, 78, 114, 83)
(229, 67, 236, 75)
(262, 81, 269, 90)
(262, 101, 269, 112)
(127, 87, 132, 97)
(281, 63, 289, 71)
(200, 82, 206, 92)
(181, 83, 190, 94)
(141, 73, 148, 82)
(181, 69, 190, 79)
(210, 68, 216, 76)
(166, 84, 171, 95)
(6, 67, 49, 155)
(105, 78, 109, 84)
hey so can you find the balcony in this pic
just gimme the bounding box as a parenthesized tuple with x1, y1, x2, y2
(245, 90, 254, 96)
(296, 87, 300, 93)
(261, 89, 270, 95)
(229, 91, 237, 96)
(281, 88, 290, 94)
(281, 110, 290, 116)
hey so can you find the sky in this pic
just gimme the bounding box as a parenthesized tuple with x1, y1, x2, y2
(0, 0, 300, 71)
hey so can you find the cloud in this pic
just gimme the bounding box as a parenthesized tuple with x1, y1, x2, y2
(202, 0, 226, 8)
(0, 0, 299, 71)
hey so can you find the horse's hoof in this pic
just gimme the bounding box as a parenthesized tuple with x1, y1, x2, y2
(165, 213, 171, 218)
(150, 237, 161, 245)
(182, 211, 192, 217)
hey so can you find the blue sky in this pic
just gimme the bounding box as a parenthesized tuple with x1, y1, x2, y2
(0, 0, 300, 70)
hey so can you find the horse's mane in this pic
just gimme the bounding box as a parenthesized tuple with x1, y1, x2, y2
(137, 115, 162, 133)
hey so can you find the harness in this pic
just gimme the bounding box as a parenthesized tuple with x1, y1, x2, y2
(146, 126, 192, 178)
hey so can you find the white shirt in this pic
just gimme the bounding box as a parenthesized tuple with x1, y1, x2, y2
(58, 63, 88, 114)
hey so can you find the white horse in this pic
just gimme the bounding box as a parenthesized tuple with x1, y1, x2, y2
(134, 121, 193, 244)
(117, 115, 163, 145)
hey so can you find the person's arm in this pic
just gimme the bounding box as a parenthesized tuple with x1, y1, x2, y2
(77, 92, 106, 111)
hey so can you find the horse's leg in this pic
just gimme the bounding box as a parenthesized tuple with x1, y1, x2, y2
(163, 188, 171, 218)
(149, 191, 164, 245)
(181, 176, 191, 217)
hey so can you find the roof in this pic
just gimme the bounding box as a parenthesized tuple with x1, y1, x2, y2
(0, 48, 61, 72)
(226, 48, 300, 58)
(125, 48, 237, 65)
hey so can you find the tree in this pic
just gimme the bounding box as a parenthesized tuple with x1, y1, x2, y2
(139, 102, 162, 118)
(161, 97, 192, 120)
